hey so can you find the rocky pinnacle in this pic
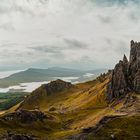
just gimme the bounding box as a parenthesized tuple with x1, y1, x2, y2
(107, 40, 140, 101)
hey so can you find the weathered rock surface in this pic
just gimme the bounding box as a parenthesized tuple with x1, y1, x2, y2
(42, 79, 73, 95)
(2, 131, 36, 140)
(1, 109, 47, 123)
(107, 41, 140, 101)
(128, 40, 140, 91)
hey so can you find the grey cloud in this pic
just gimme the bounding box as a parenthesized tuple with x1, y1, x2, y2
(0, 0, 48, 16)
(0, 43, 18, 48)
(30, 45, 63, 54)
(38, 0, 48, 4)
(98, 15, 112, 23)
(114, 41, 129, 55)
(63, 38, 89, 49)
(0, 22, 15, 31)
(0, 49, 29, 58)
(0, 0, 140, 70)
(30, 45, 65, 63)
(30, 39, 89, 55)
(128, 12, 140, 21)
(95, 0, 140, 6)
(105, 38, 113, 46)
(13, 6, 35, 16)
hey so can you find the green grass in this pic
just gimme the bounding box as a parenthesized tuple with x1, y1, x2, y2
(86, 115, 140, 140)
(0, 92, 29, 111)
(1, 79, 138, 140)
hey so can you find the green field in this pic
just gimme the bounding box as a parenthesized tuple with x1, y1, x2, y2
(0, 92, 29, 111)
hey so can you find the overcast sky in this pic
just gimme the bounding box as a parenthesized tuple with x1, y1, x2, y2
(0, 0, 140, 71)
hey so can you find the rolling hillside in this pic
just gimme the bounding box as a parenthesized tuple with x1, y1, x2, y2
(0, 76, 113, 140)
(0, 67, 107, 88)
(1, 74, 139, 140)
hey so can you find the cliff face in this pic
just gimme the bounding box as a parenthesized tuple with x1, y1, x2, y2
(128, 40, 140, 92)
(42, 79, 73, 95)
(107, 40, 140, 101)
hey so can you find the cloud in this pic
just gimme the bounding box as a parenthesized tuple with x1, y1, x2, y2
(0, 0, 140, 70)
(98, 15, 112, 24)
(95, 0, 140, 6)
(0, 22, 15, 31)
(0, 0, 49, 15)
(63, 38, 89, 49)
(30, 45, 63, 54)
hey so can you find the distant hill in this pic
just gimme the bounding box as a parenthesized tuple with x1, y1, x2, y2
(0, 67, 107, 88)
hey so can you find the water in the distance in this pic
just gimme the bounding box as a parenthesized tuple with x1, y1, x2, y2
(0, 72, 94, 93)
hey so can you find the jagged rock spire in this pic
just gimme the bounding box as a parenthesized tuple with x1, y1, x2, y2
(107, 40, 140, 102)
(131, 40, 135, 47)
(123, 54, 128, 64)
(129, 40, 140, 91)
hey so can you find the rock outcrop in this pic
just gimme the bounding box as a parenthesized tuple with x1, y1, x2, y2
(2, 131, 36, 140)
(41, 79, 73, 95)
(2, 109, 47, 123)
(107, 41, 140, 101)
(28, 79, 73, 98)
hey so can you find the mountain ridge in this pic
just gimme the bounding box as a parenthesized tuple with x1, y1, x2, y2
(0, 67, 107, 88)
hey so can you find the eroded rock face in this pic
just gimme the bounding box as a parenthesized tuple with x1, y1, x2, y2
(107, 56, 129, 101)
(2, 131, 36, 140)
(27, 79, 73, 99)
(2, 109, 46, 123)
(4, 134, 35, 140)
(107, 41, 140, 101)
(128, 40, 140, 92)
(134, 70, 140, 91)
(42, 79, 73, 95)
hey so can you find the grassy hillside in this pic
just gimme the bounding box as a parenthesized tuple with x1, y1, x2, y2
(0, 77, 139, 140)
(19, 79, 108, 111)
(0, 78, 112, 139)
(84, 115, 140, 140)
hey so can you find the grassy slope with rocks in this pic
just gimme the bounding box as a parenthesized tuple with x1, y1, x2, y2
(0, 76, 134, 140)
(0, 78, 112, 139)
(0, 77, 139, 140)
